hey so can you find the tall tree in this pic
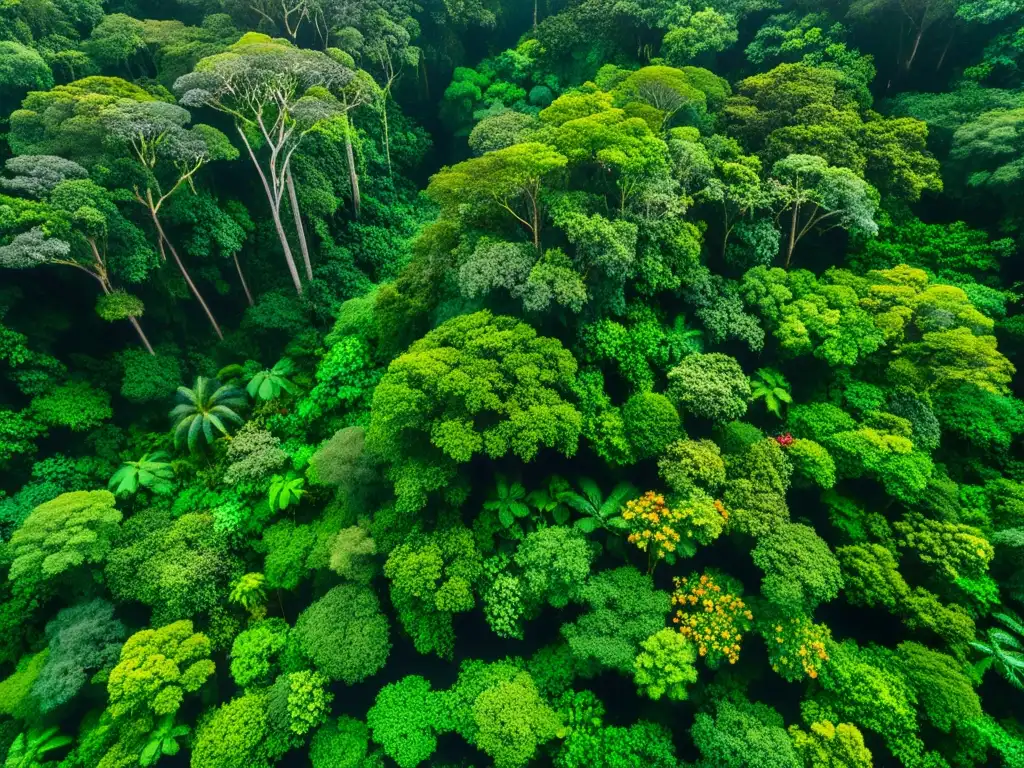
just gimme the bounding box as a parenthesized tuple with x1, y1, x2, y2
(175, 33, 356, 294)
(102, 99, 238, 339)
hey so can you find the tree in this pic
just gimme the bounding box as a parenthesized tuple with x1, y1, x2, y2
(175, 34, 356, 294)
(0, 179, 159, 355)
(310, 717, 375, 768)
(751, 522, 843, 612)
(32, 600, 125, 713)
(170, 376, 246, 452)
(789, 721, 873, 768)
(472, 673, 561, 768)
(770, 154, 879, 267)
(367, 676, 442, 768)
(293, 584, 391, 683)
(105, 510, 243, 624)
(561, 567, 670, 674)
(692, 697, 801, 768)
(366, 312, 581, 513)
(329, 527, 378, 583)
(190, 692, 275, 768)
(100, 97, 238, 339)
(667, 352, 751, 423)
(230, 618, 289, 689)
(514, 525, 592, 609)
(106, 620, 215, 719)
(611, 66, 709, 130)
(427, 142, 568, 250)
(662, 9, 739, 65)
(633, 628, 699, 701)
(0, 42, 53, 104)
(384, 526, 481, 657)
(896, 642, 981, 732)
(7, 491, 121, 598)
(622, 392, 682, 459)
(1, 156, 88, 198)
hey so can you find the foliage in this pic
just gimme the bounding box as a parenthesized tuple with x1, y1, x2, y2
(293, 585, 391, 684)
(561, 567, 670, 674)
(667, 353, 751, 422)
(106, 620, 215, 719)
(672, 571, 754, 667)
(0, 4, 1022, 768)
(633, 628, 699, 701)
(8, 490, 121, 597)
(107, 452, 173, 496)
(367, 675, 441, 768)
(170, 377, 246, 452)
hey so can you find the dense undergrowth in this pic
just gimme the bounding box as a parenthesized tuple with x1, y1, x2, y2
(3, 1, 1024, 767)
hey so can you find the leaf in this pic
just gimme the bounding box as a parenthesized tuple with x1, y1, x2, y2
(553, 506, 570, 525)
(575, 517, 599, 533)
(259, 377, 275, 401)
(498, 507, 515, 528)
(511, 501, 531, 518)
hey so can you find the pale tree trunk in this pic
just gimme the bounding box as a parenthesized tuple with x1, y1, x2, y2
(381, 97, 393, 177)
(785, 202, 800, 269)
(89, 240, 155, 354)
(237, 125, 304, 295)
(343, 115, 362, 219)
(148, 206, 224, 340)
(286, 169, 313, 280)
(905, 24, 925, 71)
(234, 253, 255, 307)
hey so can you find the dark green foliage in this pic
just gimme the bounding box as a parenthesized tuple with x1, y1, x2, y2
(561, 567, 670, 674)
(32, 600, 125, 713)
(293, 585, 391, 684)
(1, 4, 1022, 767)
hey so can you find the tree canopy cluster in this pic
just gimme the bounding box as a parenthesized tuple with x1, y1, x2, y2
(3, 0, 1024, 766)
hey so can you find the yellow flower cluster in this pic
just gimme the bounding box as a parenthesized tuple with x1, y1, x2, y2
(671, 573, 753, 666)
(767, 616, 830, 681)
(622, 492, 685, 563)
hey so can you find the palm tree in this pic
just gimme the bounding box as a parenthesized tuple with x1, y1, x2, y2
(750, 368, 792, 418)
(561, 477, 637, 533)
(170, 377, 246, 452)
(971, 612, 1024, 690)
(108, 452, 174, 496)
(247, 358, 297, 402)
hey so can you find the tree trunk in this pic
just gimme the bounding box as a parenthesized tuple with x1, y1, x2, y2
(936, 32, 953, 71)
(785, 202, 799, 269)
(96, 271, 155, 355)
(905, 24, 925, 71)
(237, 125, 305, 296)
(234, 253, 255, 307)
(534, 0, 538, 29)
(381, 97, 393, 178)
(150, 209, 225, 340)
(344, 116, 362, 219)
(271, 206, 305, 296)
(286, 169, 313, 281)
(128, 316, 156, 355)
